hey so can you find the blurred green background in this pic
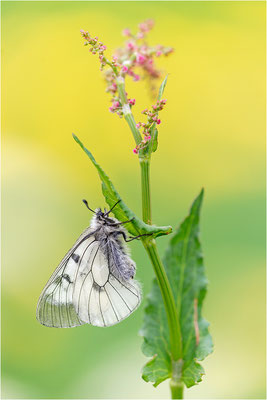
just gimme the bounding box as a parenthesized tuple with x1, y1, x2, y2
(2, 1, 266, 399)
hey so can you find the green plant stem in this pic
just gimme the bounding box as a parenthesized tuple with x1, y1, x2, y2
(116, 77, 142, 146)
(170, 359, 184, 399)
(140, 160, 152, 225)
(140, 157, 182, 360)
(139, 155, 184, 399)
(143, 238, 182, 362)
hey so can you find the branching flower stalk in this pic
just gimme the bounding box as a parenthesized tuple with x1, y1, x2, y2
(79, 20, 212, 399)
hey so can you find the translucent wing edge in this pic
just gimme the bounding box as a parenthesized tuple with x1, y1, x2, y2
(36, 226, 94, 327)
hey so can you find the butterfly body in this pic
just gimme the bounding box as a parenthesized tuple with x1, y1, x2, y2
(36, 207, 141, 328)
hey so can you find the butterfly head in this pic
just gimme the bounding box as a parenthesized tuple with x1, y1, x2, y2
(83, 200, 120, 227)
(95, 208, 116, 225)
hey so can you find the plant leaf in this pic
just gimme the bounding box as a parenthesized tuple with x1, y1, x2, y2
(157, 75, 168, 100)
(147, 75, 168, 155)
(151, 128, 158, 153)
(73, 134, 172, 238)
(141, 189, 213, 388)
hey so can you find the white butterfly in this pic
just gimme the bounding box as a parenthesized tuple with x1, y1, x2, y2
(36, 201, 142, 328)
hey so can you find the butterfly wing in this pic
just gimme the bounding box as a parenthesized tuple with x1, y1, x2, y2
(37, 228, 141, 328)
(36, 227, 96, 328)
(73, 241, 141, 327)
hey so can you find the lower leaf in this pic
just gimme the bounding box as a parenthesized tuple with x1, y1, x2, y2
(140, 189, 213, 388)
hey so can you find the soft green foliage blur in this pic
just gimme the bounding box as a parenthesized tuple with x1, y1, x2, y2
(2, 1, 266, 399)
(142, 190, 213, 388)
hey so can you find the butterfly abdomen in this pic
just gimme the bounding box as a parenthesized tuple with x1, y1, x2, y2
(107, 239, 136, 281)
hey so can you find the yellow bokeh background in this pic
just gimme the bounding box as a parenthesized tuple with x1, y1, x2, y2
(2, 1, 265, 399)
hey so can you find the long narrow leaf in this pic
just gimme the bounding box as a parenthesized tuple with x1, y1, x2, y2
(73, 134, 172, 238)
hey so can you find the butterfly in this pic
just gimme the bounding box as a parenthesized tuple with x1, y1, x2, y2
(36, 200, 145, 328)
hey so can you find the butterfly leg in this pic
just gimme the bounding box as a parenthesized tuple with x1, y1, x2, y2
(125, 233, 153, 242)
(114, 231, 152, 242)
(109, 218, 134, 227)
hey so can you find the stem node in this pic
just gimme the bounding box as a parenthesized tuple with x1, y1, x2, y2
(170, 379, 184, 399)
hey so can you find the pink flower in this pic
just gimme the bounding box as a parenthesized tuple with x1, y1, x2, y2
(127, 42, 135, 51)
(81, 20, 173, 128)
(138, 19, 154, 33)
(123, 28, 131, 37)
(133, 148, 138, 154)
(136, 53, 146, 64)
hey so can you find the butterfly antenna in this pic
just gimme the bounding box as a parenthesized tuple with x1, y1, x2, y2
(82, 199, 95, 213)
(105, 199, 121, 216)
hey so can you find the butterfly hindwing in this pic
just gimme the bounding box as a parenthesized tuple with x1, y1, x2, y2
(73, 242, 141, 327)
(72, 241, 114, 327)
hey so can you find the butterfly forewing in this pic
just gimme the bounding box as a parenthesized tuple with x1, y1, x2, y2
(36, 228, 94, 328)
